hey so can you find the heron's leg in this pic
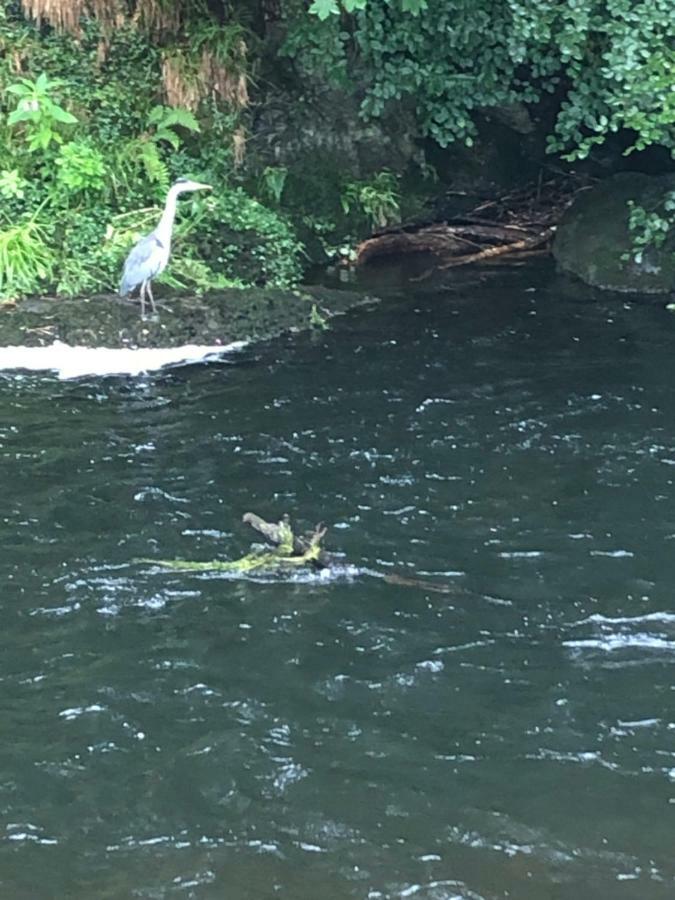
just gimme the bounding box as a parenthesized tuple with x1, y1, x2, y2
(139, 281, 147, 317)
(147, 280, 157, 314)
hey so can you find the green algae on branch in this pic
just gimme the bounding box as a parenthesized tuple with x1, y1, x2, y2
(138, 510, 462, 594)
(137, 513, 330, 575)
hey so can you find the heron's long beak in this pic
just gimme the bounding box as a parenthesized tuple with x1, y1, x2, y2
(194, 182, 212, 191)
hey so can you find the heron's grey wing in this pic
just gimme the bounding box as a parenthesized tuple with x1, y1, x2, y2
(119, 233, 167, 295)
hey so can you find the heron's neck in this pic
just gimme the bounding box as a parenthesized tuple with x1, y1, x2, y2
(155, 186, 181, 246)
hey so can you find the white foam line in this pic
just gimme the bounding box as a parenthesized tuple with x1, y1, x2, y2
(564, 635, 675, 652)
(0, 340, 247, 379)
(574, 612, 675, 626)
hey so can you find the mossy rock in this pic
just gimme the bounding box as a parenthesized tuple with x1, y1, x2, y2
(553, 173, 675, 294)
(0, 286, 378, 350)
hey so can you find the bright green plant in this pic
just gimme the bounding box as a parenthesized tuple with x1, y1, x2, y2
(146, 105, 200, 150)
(118, 139, 170, 194)
(309, 0, 367, 20)
(341, 171, 400, 229)
(0, 169, 27, 200)
(259, 166, 288, 205)
(309, 303, 329, 329)
(303, 0, 675, 161)
(6, 72, 77, 151)
(111, 106, 201, 199)
(0, 218, 55, 296)
(55, 142, 107, 196)
(624, 192, 675, 265)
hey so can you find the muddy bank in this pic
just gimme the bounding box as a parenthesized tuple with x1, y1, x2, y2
(0, 285, 379, 350)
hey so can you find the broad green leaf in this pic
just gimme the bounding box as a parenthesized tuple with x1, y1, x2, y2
(309, 0, 340, 20)
(8, 109, 38, 124)
(48, 106, 78, 125)
(400, 0, 428, 13)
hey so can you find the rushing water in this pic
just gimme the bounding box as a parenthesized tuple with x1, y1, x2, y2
(1, 262, 675, 899)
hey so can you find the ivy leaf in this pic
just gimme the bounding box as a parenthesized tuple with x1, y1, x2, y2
(400, 0, 428, 13)
(309, 0, 340, 20)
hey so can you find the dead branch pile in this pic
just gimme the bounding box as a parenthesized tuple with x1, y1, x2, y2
(355, 174, 591, 276)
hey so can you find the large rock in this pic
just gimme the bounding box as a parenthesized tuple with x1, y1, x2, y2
(553, 173, 675, 294)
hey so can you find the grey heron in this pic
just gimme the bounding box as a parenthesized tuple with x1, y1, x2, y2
(119, 177, 212, 316)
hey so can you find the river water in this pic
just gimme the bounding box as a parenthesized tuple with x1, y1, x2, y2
(1, 262, 674, 899)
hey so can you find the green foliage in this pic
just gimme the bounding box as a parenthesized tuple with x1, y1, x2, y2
(0, 12, 301, 299)
(341, 171, 400, 229)
(199, 187, 303, 287)
(6, 0, 674, 303)
(55, 142, 107, 195)
(624, 192, 675, 265)
(309, 303, 329, 330)
(280, 12, 350, 86)
(116, 138, 170, 195)
(308, 0, 341, 20)
(259, 166, 288, 205)
(0, 169, 27, 200)
(302, 0, 675, 160)
(6, 72, 77, 151)
(147, 105, 200, 151)
(0, 218, 55, 297)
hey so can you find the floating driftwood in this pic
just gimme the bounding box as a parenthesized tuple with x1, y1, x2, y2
(141, 511, 463, 595)
(139, 513, 332, 574)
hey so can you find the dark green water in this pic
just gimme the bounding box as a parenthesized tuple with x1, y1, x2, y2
(2, 264, 675, 899)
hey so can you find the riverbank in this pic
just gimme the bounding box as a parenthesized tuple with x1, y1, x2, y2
(0, 285, 378, 349)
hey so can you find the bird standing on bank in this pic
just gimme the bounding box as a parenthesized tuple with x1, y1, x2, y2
(119, 178, 212, 316)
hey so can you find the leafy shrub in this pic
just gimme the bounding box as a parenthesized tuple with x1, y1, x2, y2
(6, 72, 77, 151)
(0, 219, 55, 297)
(624, 191, 675, 265)
(0, 169, 27, 200)
(305, 0, 675, 161)
(341, 171, 400, 229)
(199, 187, 303, 287)
(55, 142, 107, 196)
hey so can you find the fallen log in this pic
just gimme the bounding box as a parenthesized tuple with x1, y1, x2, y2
(355, 222, 532, 266)
(436, 226, 555, 269)
(353, 173, 584, 273)
(411, 226, 555, 281)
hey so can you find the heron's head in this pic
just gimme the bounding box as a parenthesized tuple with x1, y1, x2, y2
(173, 178, 212, 195)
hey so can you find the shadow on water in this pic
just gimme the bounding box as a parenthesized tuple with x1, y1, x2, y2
(1, 259, 675, 898)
